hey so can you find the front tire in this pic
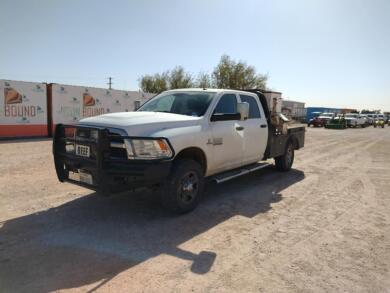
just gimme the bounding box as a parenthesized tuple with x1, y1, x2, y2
(275, 142, 294, 172)
(160, 159, 204, 214)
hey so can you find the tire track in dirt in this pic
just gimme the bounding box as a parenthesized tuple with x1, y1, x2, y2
(204, 131, 389, 292)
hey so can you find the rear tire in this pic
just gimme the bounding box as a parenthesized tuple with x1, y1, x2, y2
(160, 159, 204, 214)
(275, 142, 294, 172)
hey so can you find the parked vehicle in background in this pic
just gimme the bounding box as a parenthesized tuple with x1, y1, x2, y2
(305, 107, 341, 124)
(360, 115, 370, 127)
(305, 111, 322, 124)
(374, 118, 385, 128)
(307, 112, 324, 127)
(376, 114, 385, 122)
(318, 113, 335, 126)
(360, 114, 373, 125)
(324, 115, 347, 129)
(366, 114, 376, 125)
(344, 113, 366, 128)
(53, 88, 305, 213)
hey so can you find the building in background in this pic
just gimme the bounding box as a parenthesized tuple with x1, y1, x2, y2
(340, 108, 358, 114)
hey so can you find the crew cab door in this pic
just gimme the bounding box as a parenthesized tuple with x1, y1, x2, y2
(209, 93, 244, 173)
(239, 94, 268, 165)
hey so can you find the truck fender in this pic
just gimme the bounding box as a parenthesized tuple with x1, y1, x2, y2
(174, 147, 207, 175)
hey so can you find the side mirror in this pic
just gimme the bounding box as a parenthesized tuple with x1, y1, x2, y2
(237, 102, 249, 121)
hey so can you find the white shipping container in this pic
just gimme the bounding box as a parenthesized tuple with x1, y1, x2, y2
(51, 84, 153, 128)
(0, 79, 48, 137)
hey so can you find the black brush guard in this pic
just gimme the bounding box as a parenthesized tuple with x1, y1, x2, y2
(53, 124, 172, 193)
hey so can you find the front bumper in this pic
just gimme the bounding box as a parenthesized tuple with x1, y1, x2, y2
(53, 124, 172, 193)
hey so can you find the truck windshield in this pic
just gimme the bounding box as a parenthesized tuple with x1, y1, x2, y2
(138, 91, 215, 117)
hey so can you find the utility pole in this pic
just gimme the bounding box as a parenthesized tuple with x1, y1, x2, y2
(107, 77, 113, 89)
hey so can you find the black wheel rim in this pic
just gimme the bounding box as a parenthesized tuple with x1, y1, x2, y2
(177, 171, 199, 204)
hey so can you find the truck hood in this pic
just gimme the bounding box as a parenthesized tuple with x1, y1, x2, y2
(79, 111, 202, 136)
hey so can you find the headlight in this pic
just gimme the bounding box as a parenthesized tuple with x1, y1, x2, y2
(65, 142, 75, 153)
(124, 138, 173, 160)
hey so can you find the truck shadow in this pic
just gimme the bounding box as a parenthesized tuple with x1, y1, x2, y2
(0, 167, 304, 292)
(0, 137, 52, 144)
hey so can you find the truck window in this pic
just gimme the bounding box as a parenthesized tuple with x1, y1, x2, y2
(214, 94, 237, 114)
(138, 92, 215, 116)
(240, 95, 261, 118)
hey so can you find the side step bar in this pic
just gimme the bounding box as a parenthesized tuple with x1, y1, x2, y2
(212, 162, 271, 184)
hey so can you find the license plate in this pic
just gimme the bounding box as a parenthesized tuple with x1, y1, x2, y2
(76, 144, 90, 157)
(69, 170, 93, 185)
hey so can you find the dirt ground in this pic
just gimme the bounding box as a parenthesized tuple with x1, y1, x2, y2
(0, 127, 390, 293)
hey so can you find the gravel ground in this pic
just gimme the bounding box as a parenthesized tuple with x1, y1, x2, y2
(0, 127, 390, 292)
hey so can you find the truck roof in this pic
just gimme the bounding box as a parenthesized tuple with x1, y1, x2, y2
(165, 88, 266, 95)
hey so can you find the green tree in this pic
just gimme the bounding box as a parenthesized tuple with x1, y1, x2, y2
(196, 72, 212, 88)
(169, 66, 193, 89)
(139, 55, 268, 93)
(139, 72, 169, 93)
(212, 55, 267, 89)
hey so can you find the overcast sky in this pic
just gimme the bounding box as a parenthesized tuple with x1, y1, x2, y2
(1, 0, 389, 110)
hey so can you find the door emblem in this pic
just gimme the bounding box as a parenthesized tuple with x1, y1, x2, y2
(207, 138, 223, 145)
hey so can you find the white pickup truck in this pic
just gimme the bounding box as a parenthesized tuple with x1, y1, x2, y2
(53, 89, 305, 213)
(344, 113, 366, 128)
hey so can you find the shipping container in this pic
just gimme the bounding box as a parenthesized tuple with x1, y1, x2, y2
(0, 80, 48, 137)
(50, 84, 154, 133)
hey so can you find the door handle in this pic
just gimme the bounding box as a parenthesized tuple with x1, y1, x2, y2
(260, 124, 267, 128)
(236, 126, 244, 131)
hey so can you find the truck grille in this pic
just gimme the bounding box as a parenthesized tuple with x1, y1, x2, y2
(109, 135, 128, 159)
(63, 127, 98, 159)
(62, 126, 128, 160)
